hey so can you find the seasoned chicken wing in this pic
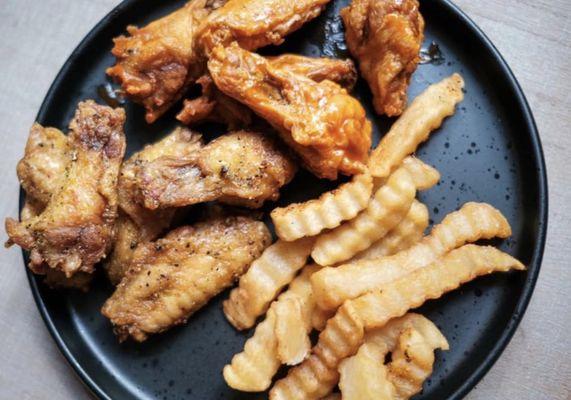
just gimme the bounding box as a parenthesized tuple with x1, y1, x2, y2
(198, 0, 331, 53)
(16, 124, 69, 206)
(208, 43, 372, 179)
(177, 55, 357, 127)
(6, 101, 126, 277)
(10, 124, 93, 289)
(106, 127, 203, 284)
(136, 130, 296, 209)
(117, 127, 202, 233)
(101, 215, 271, 342)
(341, 0, 424, 116)
(106, 0, 222, 123)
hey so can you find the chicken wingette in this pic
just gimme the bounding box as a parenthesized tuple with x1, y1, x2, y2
(102, 215, 271, 342)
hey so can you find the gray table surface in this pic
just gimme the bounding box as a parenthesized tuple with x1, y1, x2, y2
(0, 0, 569, 399)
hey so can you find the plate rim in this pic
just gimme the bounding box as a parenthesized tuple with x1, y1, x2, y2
(21, 0, 549, 399)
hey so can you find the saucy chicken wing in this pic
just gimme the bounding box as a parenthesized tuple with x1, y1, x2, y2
(106, 0, 223, 123)
(102, 215, 271, 342)
(341, 0, 424, 116)
(136, 130, 296, 209)
(198, 0, 331, 53)
(208, 43, 372, 179)
(177, 55, 357, 127)
(6, 101, 126, 277)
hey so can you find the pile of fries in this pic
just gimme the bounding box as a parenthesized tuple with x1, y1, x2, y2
(221, 73, 525, 399)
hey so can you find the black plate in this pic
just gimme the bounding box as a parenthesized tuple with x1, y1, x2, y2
(23, 0, 547, 399)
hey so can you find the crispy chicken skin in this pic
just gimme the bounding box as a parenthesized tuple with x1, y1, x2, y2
(198, 0, 331, 53)
(108, 127, 203, 284)
(136, 130, 296, 209)
(16, 124, 69, 205)
(10, 124, 93, 289)
(177, 55, 357, 127)
(341, 0, 424, 116)
(208, 43, 372, 180)
(6, 101, 126, 277)
(117, 127, 201, 233)
(101, 216, 271, 342)
(106, 0, 221, 123)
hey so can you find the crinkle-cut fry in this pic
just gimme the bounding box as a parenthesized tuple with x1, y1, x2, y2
(224, 264, 321, 391)
(363, 313, 448, 399)
(338, 341, 396, 400)
(273, 245, 523, 400)
(271, 173, 373, 241)
(311, 202, 512, 311)
(368, 73, 465, 178)
(351, 200, 428, 263)
(311, 166, 416, 266)
(275, 297, 312, 365)
(224, 237, 315, 330)
(223, 308, 279, 391)
(352, 245, 525, 329)
(401, 157, 440, 191)
(270, 304, 364, 400)
(311, 305, 336, 332)
(388, 328, 441, 400)
(364, 313, 448, 353)
(312, 201, 428, 332)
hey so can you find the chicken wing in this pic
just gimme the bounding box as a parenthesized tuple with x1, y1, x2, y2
(135, 130, 296, 209)
(6, 101, 126, 277)
(208, 43, 371, 179)
(106, 0, 223, 123)
(198, 0, 331, 53)
(341, 0, 424, 116)
(101, 215, 271, 342)
(9, 124, 93, 289)
(177, 55, 357, 127)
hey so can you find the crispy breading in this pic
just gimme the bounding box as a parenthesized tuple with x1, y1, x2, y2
(101, 215, 271, 342)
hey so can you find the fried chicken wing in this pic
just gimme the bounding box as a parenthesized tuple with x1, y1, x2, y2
(208, 43, 372, 179)
(177, 55, 357, 127)
(136, 130, 296, 209)
(106, 0, 223, 123)
(6, 101, 126, 277)
(16, 124, 69, 205)
(341, 0, 424, 116)
(198, 0, 331, 53)
(101, 215, 271, 342)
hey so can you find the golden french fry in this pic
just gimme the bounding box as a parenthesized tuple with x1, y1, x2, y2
(271, 245, 524, 399)
(224, 308, 280, 391)
(311, 165, 416, 266)
(401, 157, 440, 191)
(363, 313, 448, 400)
(389, 328, 439, 400)
(311, 202, 512, 311)
(224, 237, 315, 330)
(368, 74, 465, 178)
(275, 297, 312, 365)
(351, 200, 428, 263)
(271, 173, 373, 241)
(338, 342, 396, 400)
(311, 201, 428, 332)
(320, 395, 341, 400)
(223, 264, 321, 391)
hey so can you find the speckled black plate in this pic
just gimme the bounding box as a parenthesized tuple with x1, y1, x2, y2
(23, 0, 547, 399)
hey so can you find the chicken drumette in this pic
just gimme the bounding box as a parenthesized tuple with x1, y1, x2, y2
(208, 43, 371, 180)
(6, 101, 126, 278)
(341, 0, 424, 116)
